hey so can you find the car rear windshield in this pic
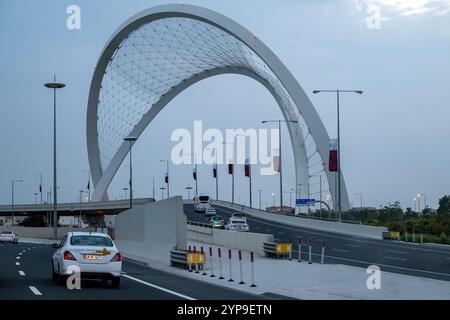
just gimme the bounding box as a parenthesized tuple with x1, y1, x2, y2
(1, 231, 12, 234)
(231, 220, 246, 224)
(70, 235, 113, 247)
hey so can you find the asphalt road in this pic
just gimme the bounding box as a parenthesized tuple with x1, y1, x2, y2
(184, 204, 450, 282)
(0, 242, 268, 300)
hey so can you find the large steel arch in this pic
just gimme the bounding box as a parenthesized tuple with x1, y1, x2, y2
(86, 3, 350, 211)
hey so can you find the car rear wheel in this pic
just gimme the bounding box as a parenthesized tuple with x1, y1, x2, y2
(111, 277, 121, 288)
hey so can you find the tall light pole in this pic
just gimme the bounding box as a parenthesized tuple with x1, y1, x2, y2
(187, 153, 199, 197)
(123, 187, 128, 200)
(355, 193, 363, 211)
(160, 160, 170, 198)
(45, 77, 65, 239)
(83, 170, 91, 202)
(78, 189, 87, 228)
(313, 89, 363, 221)
(36, 173, 43, 204)
(262, 120, 298, 211)
(123, 136, 138, 209)
(160, 187, 166, 200)
(258, 190, 262, 210)
(34, 192, 38, 204)
(11, 179, 23, 225)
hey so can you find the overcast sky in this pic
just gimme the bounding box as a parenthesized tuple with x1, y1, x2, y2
(0, 0, 449, 210)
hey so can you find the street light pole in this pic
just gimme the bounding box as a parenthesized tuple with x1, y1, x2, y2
(356, 193, 363, 211)
(45, 77, 65, 239)
(36, 173, 43, 204)
(262, 120, 298, 211)
(258, 190, 262, 210)
(185, 186, 193, 200)
(160, 160, 170, 198)
(313, 89, 363, 221)
(11, 180, 23, 226)
(124, 136, 138, 209)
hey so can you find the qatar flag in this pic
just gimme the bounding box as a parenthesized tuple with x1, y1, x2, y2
(213, 164, 217, 178)
(329, 139, 338, 172)
(273, 156, 280, 173)
(244, 159, 251, 177)
(164, 172, 169, 184)
(193, 168, 197, 181)
(228, 163, 234, 175)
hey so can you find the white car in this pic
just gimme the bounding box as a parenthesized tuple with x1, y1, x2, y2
(205, 207, 217, 216)
(0, 231, 18, 244)
(52, 232, 122, 288)
(225, 218, 250, 232)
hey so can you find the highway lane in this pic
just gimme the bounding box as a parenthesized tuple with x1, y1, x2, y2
(184, 204, 450, 282)
(0, 242, 267, 300)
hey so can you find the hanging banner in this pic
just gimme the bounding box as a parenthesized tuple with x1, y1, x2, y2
(329, 139, 338, 172)
(213, 163, 217, 178)
(273, 156, 280, 173)
(164, 172, 169, 184)
(244, 159, 250, 177)
(193, 168, 197, 181)
(228, 163, 234, 175)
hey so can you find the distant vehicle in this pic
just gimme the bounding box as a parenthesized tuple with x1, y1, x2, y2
(231, 212, 246, 221)
(194, 195, 212, 212)
(210, 215, 225, 229)
(205, 207, 217, 216)
(0, 231, 18, 244)
(225, 218, 249, 232)
(52, 232, 122, 288)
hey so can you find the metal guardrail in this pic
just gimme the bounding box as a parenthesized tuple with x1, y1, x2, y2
(187, 220, 212, 228)
(212, 200, 362, 225)
(170, 248, 205, 270)
(263, 242, 291, 259)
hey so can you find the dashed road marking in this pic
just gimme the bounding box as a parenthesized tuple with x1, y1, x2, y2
(16, 256, 20, 260)
(19, 271, 25, 276)
(346, 244, 360, 248)
(16, 262, 20, 266)
(384, 256, 407, 261)
(19, 253, 23, 255)
(386, 249, 407, 255)
(332, 248, 350, 253)
(29, 286, 42, 296)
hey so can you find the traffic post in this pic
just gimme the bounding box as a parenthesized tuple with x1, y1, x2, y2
(218, 248, 224, 279)
(201, 247, 207, 275)
(194, 246, 199, 273)
(209, 247, 215, 277)
(298, 236, 302, 262)
(188, 246, 192, 272)
(250, 251, 257, 287)
(228, 249, 234, 282)
(238, 250, 245, 284)
(308, 239, 312, 264)
(321, 240, 326, 265)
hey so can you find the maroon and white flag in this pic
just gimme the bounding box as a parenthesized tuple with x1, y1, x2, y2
(329, 139, 338, 172)
(273, 156, 280, 173)
(228, 163, 234, 175)
(193, 168, 197, 181)
(164, 172, 169, 184)
(213, 163, 217, 178)
(244, 159, 251, 177)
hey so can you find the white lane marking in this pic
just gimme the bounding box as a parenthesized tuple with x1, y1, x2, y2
(16, 256, 20, 260)
(347, 244, 360, 248)
(22, 250, 26, 253)
(332, 248, 350, 253)
(123, 274, 196, 300)
(385, 256, 407, 261)
(19, 253, 23, 255)
(386, 249, 407, 255)
(19, 271, 25, 276)
(29, 286, 42, 296)
(290, 250, 450, 277)
(15, 262, 20, 266)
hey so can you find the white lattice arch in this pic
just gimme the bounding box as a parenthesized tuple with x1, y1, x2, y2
(86, 3, 350, 211)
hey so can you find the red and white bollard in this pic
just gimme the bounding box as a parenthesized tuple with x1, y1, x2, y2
(194, 246, 199, 273)
(201, 247, 207, 275)
(209, 247, 215, 277)
(308, 239, 312, 264)
(250, 251, 257, 287)
(228, 249, 234, 282)
(238, 250, 245, 284)
(321, 240, 326, 265)
(188, 246, 192, 272)
(298, 237, 302, 262)
(218, 248, 224, 279)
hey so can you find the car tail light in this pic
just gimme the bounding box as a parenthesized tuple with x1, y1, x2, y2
(63, 250, 76, 261)
(111, 252, 122, 262)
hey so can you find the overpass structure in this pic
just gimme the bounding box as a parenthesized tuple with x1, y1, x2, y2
(86, 3, 351, 211)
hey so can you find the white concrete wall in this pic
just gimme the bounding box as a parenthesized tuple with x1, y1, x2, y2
(212, 200, 387, 239)
(187, 224, 274, 256)
(3, 226, 90, 240)
(114, 196, 187, 264)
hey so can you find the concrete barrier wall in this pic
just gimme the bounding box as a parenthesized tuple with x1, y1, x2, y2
(212, 200, 387, 239)
(187, 224, 274, 256)
(114, 196, 187, 265)
(3, 226, 90, 240)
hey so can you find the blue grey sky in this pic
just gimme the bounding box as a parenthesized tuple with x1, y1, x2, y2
(1, 0, 449, 210)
